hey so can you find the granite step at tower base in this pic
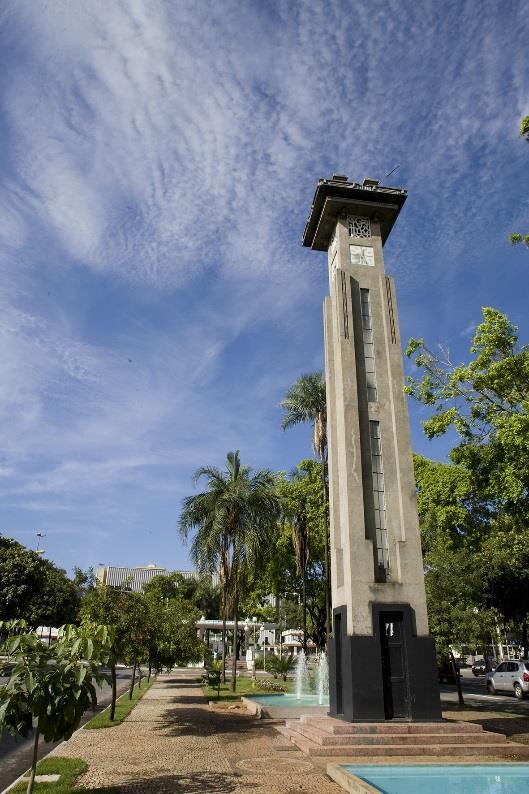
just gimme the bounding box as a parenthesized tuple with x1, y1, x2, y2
(275, 716, 529, 758)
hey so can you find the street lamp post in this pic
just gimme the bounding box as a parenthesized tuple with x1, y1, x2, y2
(260, 625, 267, 672)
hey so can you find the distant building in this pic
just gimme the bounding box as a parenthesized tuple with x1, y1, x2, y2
(281, 629, 317, 656)
(95, 564, 218, 592)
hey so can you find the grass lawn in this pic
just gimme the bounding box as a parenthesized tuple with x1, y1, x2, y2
(442, 700, 529, 745)
(204, 675, 294, 702)
(11, 757, 115, 793)
(84, 677, 155, 729)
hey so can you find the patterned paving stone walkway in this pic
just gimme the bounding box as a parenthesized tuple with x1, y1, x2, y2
(53, 672, 342, 793)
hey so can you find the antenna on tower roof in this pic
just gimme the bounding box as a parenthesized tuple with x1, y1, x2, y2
(384, 164, 400, 179)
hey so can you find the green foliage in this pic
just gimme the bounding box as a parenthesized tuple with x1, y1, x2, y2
(265, 653, 296, 681)
(144, 572, 221, 618)
(277, 461, 327, 649)
(0, 620, 113, 793)
(180, 450, 282, 691)
(84, 679, 154, 729)
(144, 591, 202, 671)
(414, 454, 488, 554)
(509, 233, 529, 247)
(508, 116, 528, 246)
(406, 308, 529, 510)
(80, 587, 148, 667)
(520, 115, 529, 142)
(280, 371, 327, 461)
(0, 536, 79, 628)
(0, 620, 112, 741)
(409, 309, 529, 653)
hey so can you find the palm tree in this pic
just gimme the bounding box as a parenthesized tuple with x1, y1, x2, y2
(180, 451, 281, 692)
(280, 372, 331, 638)
(180, 469, 231, 682)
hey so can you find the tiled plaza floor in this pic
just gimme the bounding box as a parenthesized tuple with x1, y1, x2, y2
(53, 672, 343, 792)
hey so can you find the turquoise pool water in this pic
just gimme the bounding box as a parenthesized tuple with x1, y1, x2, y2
(343, 764, 529, 793)
(246, 693, 329, 707)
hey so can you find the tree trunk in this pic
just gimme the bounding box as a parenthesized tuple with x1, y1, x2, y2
(27, 720, 40, 794)
(450, 648, 464, 706)
(522, 617, 529, 660)
(148, 659, 152, 682)
(110, 664, 117, 721)
(320, 457, 331, 643)
(221, 586, 227, 684)
(128, 660, 137, 700)
(231, 560, 238, 693)
(138, 664, 143, 688)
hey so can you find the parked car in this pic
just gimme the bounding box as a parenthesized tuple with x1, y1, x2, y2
(486, 660, 529, 699)
(472, 659, 497, 676)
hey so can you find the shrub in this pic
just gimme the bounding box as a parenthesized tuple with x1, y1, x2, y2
(256, 679, 286, 692)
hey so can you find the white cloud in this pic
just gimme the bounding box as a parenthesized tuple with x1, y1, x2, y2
(0, 0, 527, 567)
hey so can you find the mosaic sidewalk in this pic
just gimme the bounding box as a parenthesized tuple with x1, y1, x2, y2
(52, 672, 342, 793)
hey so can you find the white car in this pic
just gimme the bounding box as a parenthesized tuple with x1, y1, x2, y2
(486, 660, 529, 699)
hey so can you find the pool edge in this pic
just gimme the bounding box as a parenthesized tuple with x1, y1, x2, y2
(327, 763, 380, 794)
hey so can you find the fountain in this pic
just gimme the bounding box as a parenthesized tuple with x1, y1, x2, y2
(317, 652, 329, 706)
(295, 649, 309, 701)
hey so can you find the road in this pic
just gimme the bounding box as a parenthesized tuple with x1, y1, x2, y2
(440, 668, 529, 711)
(0, 667, 132, 793)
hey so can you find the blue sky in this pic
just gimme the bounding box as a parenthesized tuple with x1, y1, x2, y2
(0, 0, 527, 576)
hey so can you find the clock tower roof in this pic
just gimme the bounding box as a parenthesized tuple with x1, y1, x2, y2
(302, 175, 407, 251)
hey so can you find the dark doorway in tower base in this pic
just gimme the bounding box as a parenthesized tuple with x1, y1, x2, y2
(380, 611, 409, 720)
(328, 603, 442, 722)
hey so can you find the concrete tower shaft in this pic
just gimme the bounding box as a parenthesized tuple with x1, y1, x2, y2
(304, 175, 441, 722)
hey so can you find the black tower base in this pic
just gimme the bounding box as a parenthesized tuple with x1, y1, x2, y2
(328, 603, 442, 722)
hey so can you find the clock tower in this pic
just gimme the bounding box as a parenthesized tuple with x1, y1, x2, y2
(303, 176, 441, 721)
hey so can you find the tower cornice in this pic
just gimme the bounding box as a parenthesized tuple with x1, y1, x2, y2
(302, 176, 407, 250)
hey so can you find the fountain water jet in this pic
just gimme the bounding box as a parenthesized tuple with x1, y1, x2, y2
(317, 652, 329, 705)
(295, 649, 309, 701)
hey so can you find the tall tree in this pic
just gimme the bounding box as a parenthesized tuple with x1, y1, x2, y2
(0, 535, 79, 628)
(280, 372, 331, 637)
(80, 587, 148, 719)
(278, 460, 327, 651)
(405, 307, 529, 519)
(180, 451, 281, 692)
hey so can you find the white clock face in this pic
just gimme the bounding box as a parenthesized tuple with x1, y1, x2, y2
(350, 245, 375, 267)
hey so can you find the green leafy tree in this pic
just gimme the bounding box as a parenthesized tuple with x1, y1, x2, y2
(278, 461, 327, 650)
(408, 312, 529, 658)
(280, 372, 331, 636)
(414, 454, 489, 555)
(509, 115, 529, 248)
(144, 572, 221, 618)
(180, 451, 281, 692)
(480, 518, 529, 657)
(406, 308, 529, 516)
(72, 566, 96, 599)
(144, 591, 202, 674)
(0, 536, 79, 628)
(0, 620, 112, 794)
(80, 587, 148, 717)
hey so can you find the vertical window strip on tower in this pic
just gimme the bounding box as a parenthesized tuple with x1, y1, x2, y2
(369, 420, 390, 576)
(385, 276, 397, 344)
(341, 271, 349, 339)
(360, 289, 377, 401)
